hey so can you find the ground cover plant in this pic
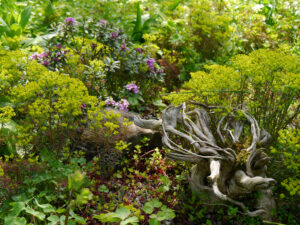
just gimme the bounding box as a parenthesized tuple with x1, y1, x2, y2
(0, 0, 299, 224)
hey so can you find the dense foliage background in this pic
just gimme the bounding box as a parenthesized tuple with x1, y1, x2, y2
(0, 0, 299, 224)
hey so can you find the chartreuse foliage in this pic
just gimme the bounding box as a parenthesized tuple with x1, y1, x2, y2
(271, 129, 300, 196)
(12, 70, 97, 155)
(164, 49, 300, 139)
(0, 105, 17, 155)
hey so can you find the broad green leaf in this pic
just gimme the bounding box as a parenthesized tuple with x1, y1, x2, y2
(120, 216, 139, 225)
(14, 217, 27, 225)
(24, 207, 46, 220)
(75, 188, 92, 205)
(21, 33, 57, 47)
(70, 210, 86, 224)
(157, 206, 175, 221)
(132, 2, 143, 41)
(59, 216, 76, 225)
(4, 216, 27, 225)
(151, 199, 162, 208)
(114, 207, 131, 220)
(20, 5, 32, 29)
(149, 218, 161, 225)
(93, 212, 121, 222)
(4, 215, 16, 225)
(34, 199, 55, 213)
(98, 184, 109, 193)
(47, 215, 60, 225)
(128, 96, 138, 105)
(68, 170, 85, 191)
(10, 202, 25, 216)
(142, 203, 153, 214)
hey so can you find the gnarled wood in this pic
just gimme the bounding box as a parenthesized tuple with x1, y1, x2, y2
(134, 102, 276, 220)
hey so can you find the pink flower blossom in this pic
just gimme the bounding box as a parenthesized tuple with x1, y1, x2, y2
(65, 17, 76, 26)
(105, 97, 116, 106)
(125, 83, 139, 94)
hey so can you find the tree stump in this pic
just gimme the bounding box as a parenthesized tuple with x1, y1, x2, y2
(134, 102, 276, 220)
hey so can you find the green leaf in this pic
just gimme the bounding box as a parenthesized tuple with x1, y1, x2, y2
(75, 188, 92, 205)
(128, 96, 138, 106)
(120, 216, 139, 225)
(70, 209, 86, 224)
(151, 199, 162, 208)
(24, 207, 46, 220)
(34, 199, 56, 213)
(21, 33, 57, 47)
(14, 217, 27, 225)
(20, 5, 32, 29)
(142, 203, 154, 214)
(47, 215, 60, 225)
(143, 199, 163, 214)
(98, 184, 109, 193)
(149, 218, 161, 225)
(93, 213, 121, 222)
(4, 216, 27, 225)
(10, 202, 26, 217)
(114, 207, 131, 220)
(68, 170, 85, 191)
(132, 2, 143, 42)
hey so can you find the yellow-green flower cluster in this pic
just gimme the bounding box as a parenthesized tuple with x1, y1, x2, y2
(271, 128, 300, 196)
(87, 105, 121, 137)
(12, 70, 98, 150)
(0, 106, 15, 125)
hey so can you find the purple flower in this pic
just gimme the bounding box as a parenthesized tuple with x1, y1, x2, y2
(146, 57, 155, 72)
(81, 103, 86, 110)
(39, 52, 49, 59)
(53, 57, 59, 62)
(99, 20, 107, 25)
(125, 83, 139, 94)
(30, 52, 39, 60)
(117, 99, 130, 111)
(105, 97, 116, 106)
(121, 42, 127, 51)
(65, 17, 75, 26)
(91, 43, 97, 49)
(135, 48, 142, 54)
(112, 32, 118, 38)
(56, 43, 62, 49)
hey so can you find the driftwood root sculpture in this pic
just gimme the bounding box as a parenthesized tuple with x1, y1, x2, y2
(134, 103, 276, 220)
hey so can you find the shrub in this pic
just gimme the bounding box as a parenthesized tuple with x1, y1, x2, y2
(12, 71, 98, 156)
(164, 49, 300, 140)
(271, 128, 300, 196)
(32, 18, 164, 112)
